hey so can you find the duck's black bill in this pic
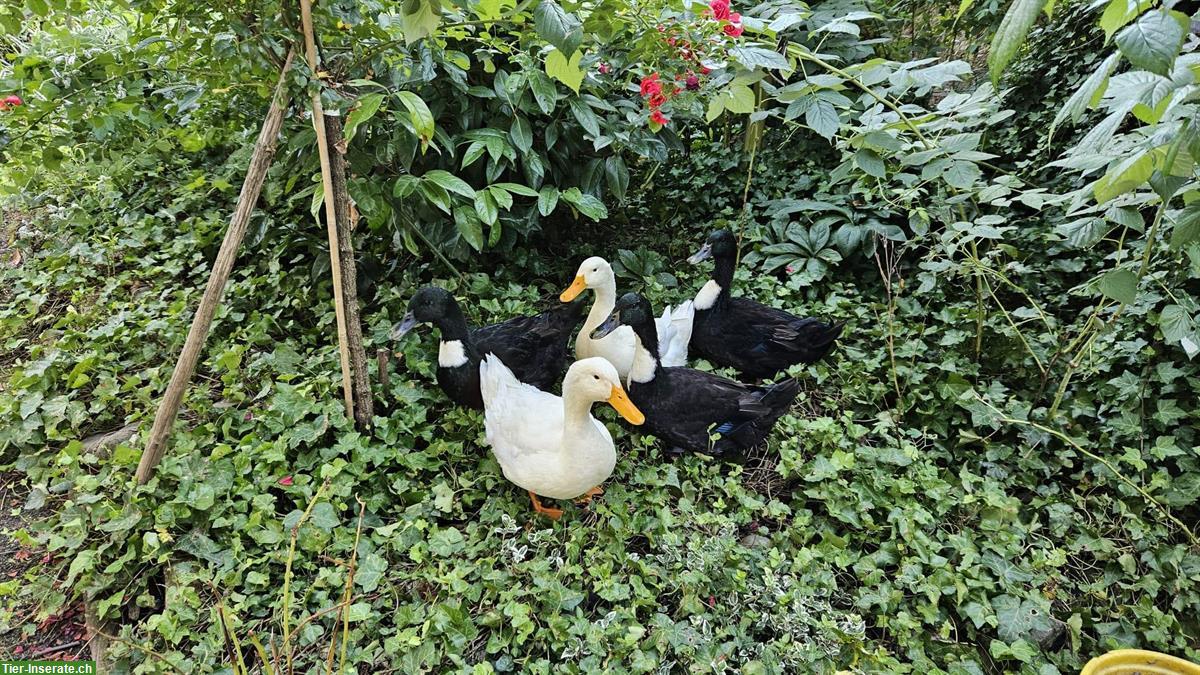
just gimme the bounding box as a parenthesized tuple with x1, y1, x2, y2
(391, 312, 419, 340)
(687, 242, 712, 264)
(590, 312, 622, 340)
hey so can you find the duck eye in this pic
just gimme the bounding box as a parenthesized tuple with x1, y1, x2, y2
(593, 375, 599, 380)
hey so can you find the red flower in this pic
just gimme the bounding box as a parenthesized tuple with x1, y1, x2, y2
(709, 0, 732, 21)
(650, 109, 669, 125)
(598, 62, 610, 74)
(686, 74, 700, 90)
(640, 73, 663, 98)
(786, 265, 796, 274)
(278, 476, 293, 486)
(723, 15, 744, 37)
(701, 65, 712, 74)
(648, 92, 667, 108)
(3, 95, 21, 107)
(667, 36, 676, 46)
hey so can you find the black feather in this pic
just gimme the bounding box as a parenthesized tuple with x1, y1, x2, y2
(400, 287, 584, 409)
(603, 293, 800, 456)
(689, 230, 844, 379)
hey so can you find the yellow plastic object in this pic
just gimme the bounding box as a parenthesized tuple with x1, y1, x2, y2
(1081, 649, 1200, 675)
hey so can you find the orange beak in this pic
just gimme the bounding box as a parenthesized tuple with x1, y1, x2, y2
(560, 275, 587, 302)
(607, 385, 644, 425)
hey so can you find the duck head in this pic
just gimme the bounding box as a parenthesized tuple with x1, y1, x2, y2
(391, 286, 459, 339)
(565, 357, 644, 424)
(687, 229, 737, 264)
(560, 256, 615, 302)
(590, 292, 653, 340)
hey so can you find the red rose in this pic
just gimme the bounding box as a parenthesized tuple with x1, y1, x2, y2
(4, 95, 22, 107)
(640, 73, 663, 98)
(650, 109, 669, 125)
(723, 16, 744, 37)
(278, 476, 293, 486)
(709, 0, 732, 21)
(686, 74, 700, 90)
(648, 92, 667, 108)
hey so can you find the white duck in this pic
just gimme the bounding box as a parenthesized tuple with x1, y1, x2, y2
(559, 256, 695, 381)
(479, 354, 644, 520)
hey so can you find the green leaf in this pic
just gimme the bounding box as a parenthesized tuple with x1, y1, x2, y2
(423, 170, 476, 199)
(344, 93, 384, 143)
(1100, 0, 1150, 40)
(461, 142, 487, 169)
(957, 0, 975, 17)
(1051, 52, 1120, 136)
(729, 46, 790, 71)
(529, 72, 559, 114)
(310, 502, 340, 531)
(534, 0, 583, 56)
(706, 95, 726, 122)
(455, 207, 485, 251)
(1093, 151, 1155, 203)
(854, 148, 886, 178)
(562, 188, 607, 220)
(805, 99, 840, 139)
(1160, 305, 1194, 342)
(569, 98, 601, 136)
(493, 182, 539, 197)
(401, 0, 442, 44)
(538, 186, 560, 216)
(356, 553, 388, 593)
(605, 155, 629, 201)
(725, 84, 757, 114)
(429, 527, 466, 556)
(397, 91, 436, 150)
(418, 181, 452, 214)
(1099, 267, 1138, 305)
(510, 116, 533, 154)
(988, 0, 1047, 85)
(1171, 204, 1200, 249)
(545, 49, 584, 93)
(943, 160, 982, 189)
(1115, 10, 1186, 76)
(475, 190, 499, 226)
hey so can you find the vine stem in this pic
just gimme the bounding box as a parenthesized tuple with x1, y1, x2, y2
(282, 480, 330, 675)
(983, 403, 1199, 547)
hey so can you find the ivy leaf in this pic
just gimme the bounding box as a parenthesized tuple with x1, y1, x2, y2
(988, 0, 1047, 85)
(429, 527, 466, 556)
(310, 502, 340, 531)
(423, 170, 475, 199)
(1099, 267, 1138, 305)
(1160, 305, 1194, 343)
(356, 553, 388, 593)
(545, 48, 584, 93)
(1115, 10, 1186, 76)
(805, 99, 839, 139)
(344, 93, 384, 143)
(534, 0, 583, 56)
(993, 595, 1061, 647)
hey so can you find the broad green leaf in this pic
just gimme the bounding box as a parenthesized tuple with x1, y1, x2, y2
(562, 188, 607, 220)
(805, 99, 840, 139)
(854, 148, 886, 178)
(538, 186, 560, 216)
(706, 95, 726, 122)
(1093, 150, 1154, 202)
(729, 46, 790, 71)
(605, 155, 629, 201)
(310, 502, 340, 530)
(493, 182, 539, 197)
(1099, 0, 1150, 40)
(1050, 52, 1120, 136)
(1160, 305, 1194, 342)
(1099, 267, 1138, 305)
(475, 190, 499, 226)
(1171, 203, 1200, 249)
(957, 0, 975, 17)
(1115, 10, 1186, 76)
(725, 84, 757, 114)
(423, 170, 475, 199)
(510, 116, 533, 154)
(534, 0, 583, 56)
(992, 595, 1060, 646)
(545, 48, 584, 93)
(397, 91, 436, 150)
(455, 207, 485, 250)
(461, 141, 487, 169)
(401, 0, 441, 44)
(529, 72, 559, 114)
(344, 93, 384, 143)
(943, 160, 982, 189)
(418, 182, 452, 214)
(488, 185, 514, 210)
(988, 0, 1047, 85)
(569, 98, 601, 136)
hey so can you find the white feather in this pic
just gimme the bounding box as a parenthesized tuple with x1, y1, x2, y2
(479, 355, 617, 500)
(438, 340, 469, 368)
(693, 280, 722, 311)
(655, 300, 694, 368)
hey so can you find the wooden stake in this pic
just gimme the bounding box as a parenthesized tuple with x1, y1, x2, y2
(376, 348, 390, 398)
(136, 50, 295, 485)
(323, 113, 373, 428)
(300, 0, 356, 420)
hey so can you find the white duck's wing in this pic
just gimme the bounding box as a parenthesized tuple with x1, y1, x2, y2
(656, 300, 695, 368)
(479, 354, 563, 468)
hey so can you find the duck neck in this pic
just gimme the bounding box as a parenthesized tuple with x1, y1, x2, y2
(712, 250, 735, 301)
(627, 317, 661, 384)
(433, 303, 475, 366)
(582, 281, 617, 334)
(561, 389, 603, 449)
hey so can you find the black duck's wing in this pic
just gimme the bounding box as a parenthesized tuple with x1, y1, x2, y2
(733, 299, 844, 363)
(471, 301, 583, 387)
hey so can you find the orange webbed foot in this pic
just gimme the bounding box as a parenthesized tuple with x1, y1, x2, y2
(573, 485, 604, 506)
(528, 490, 564, 520)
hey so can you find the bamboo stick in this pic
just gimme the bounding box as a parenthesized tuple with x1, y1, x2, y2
(136, 50, 295, 485)
(299, 0, 356, 420)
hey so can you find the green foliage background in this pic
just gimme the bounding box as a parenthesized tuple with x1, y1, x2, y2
(2, 0, 1199, 672)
